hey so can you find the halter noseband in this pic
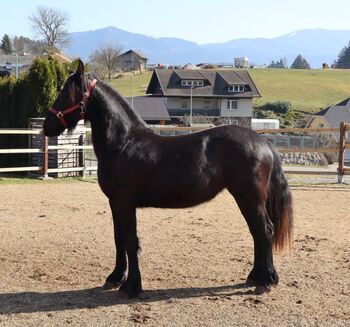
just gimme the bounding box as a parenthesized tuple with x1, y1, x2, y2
(49, 79, 97, 128)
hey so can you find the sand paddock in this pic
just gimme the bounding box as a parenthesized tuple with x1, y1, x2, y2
(0, 181, 349, 326)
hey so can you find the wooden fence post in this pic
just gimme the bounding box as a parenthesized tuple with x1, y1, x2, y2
(78, 135, 85, 178)
(42, 135, 49, 179)
(337, 122, 345, 183)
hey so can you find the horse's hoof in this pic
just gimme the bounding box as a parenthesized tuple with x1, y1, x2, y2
(119, 281, 142, 298)
(254, 285, 271, 295)
(102, 280, 120, 290)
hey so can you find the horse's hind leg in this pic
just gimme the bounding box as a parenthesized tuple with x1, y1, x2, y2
(228, 181, 278, 294)
(103, 200, 127, 290)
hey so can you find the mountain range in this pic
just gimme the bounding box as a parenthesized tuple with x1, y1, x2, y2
(64, 27, 350, 68)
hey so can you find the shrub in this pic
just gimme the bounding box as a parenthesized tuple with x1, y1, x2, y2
(0, 76, 16, 127)
(0, 56, 68, 167)
(0, 56, 68, 128)
(323, 152, 337, 164)
(260, 101, 291, 114)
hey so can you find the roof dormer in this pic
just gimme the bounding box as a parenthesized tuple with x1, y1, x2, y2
(175, 70, 208, 87)
(228, 84, 245, 92)
(181, 79, 204, 87)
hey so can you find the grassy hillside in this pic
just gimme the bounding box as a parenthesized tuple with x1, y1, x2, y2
(110, 69, 350, 113)
(250, 69, 350, 112)
(109, 72, 152, 97)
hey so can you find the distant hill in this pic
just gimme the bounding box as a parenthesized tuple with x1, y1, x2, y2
(64, 27, 350, 68)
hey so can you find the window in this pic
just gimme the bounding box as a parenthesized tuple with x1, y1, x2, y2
(228, 84, 245, 92)
(181, 98, 188, 108)
(181, 80, 204, 86)
(227, 100, 238, 110)
(204, 100, 212, 109)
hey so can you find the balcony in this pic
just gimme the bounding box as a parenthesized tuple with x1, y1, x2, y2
(167, 108, 220, 117)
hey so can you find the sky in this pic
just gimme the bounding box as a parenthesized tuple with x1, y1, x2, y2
(1, 0, 350, 44)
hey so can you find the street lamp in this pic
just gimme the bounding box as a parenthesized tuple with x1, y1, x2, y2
(12, 53, 18, 79)
(131, 75, 134, 109)
(189, 85, 194, 126)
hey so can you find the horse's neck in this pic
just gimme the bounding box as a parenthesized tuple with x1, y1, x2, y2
(86, 84, 144, 158)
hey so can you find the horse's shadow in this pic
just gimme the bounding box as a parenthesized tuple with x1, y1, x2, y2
(0, 283, 253, 314)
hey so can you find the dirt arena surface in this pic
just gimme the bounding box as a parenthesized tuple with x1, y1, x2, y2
(0, 181, 349, 326)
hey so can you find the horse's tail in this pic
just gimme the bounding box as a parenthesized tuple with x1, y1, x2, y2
(267, 148, 293, 251)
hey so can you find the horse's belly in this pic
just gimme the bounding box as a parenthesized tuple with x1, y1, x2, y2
(138, 183, 223, 208)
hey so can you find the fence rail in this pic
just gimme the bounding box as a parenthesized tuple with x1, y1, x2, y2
(0, 124, 349, 181)
(0, 129, 41, 135)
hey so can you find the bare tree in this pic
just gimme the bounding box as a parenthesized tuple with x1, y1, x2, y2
(89, 44, 123, 81)
(29, 6, 70, 53)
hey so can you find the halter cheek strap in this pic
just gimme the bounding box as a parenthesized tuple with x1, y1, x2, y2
(49, 79, 97, 128)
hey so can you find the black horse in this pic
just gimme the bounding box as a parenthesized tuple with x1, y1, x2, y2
(43, 60, 293, 298)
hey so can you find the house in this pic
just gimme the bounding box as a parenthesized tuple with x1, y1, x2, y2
(0, 54, 36, 76)
(307, 98, 350, 159)
(125, 96, 170, 124)
(307, 98, 350, 129)
(146, 68, 261, 126)
(234, 57, 249, 69)
(118, 50, 148, 73)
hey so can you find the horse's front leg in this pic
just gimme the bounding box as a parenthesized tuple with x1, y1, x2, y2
(102, 200, 127, 290)
(105, 200, 142, 297)
(119, 204, 142, 297)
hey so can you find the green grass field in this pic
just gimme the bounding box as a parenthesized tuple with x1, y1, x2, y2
(250, 69, 350, 112)
(109, 69, 350, 113)
(109, 72, 152, 98)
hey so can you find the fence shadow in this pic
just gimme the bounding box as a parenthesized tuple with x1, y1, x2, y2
(0, 283, 253, 314)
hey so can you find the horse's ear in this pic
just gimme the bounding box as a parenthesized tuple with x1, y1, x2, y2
(76, 59, 84, 77)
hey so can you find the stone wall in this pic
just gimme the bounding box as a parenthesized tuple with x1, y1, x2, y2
(280, 152, 328, 166)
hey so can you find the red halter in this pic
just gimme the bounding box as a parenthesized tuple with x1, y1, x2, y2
(49, 79, 97, 128)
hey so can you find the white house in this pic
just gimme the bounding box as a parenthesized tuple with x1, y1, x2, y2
(146, 68, 261, 127)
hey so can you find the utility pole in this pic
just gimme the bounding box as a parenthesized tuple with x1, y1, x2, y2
(131, 75, 134, 109)
(190, 85, 194, 126)
(12, 53, 18, 79)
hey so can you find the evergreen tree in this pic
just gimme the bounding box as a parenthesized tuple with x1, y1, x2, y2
(0, 56, 68, 166)
(275, 59, 285, 68)
(49, 56, 68, 91)
(1, 34, 13, 54)
(268, 60, 276, 68)
(336, 41, 350, 68)
(291, 55, 310, 69)
(26, 57, 59, 116)
(1, 56, 68, 128)
(268, 58, 288, 69)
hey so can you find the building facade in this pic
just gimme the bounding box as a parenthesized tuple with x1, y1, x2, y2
(146, 68, 261, 126)
(118, 50, 148, 72)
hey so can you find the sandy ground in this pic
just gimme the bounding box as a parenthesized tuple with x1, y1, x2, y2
(0, 181, 349, 327)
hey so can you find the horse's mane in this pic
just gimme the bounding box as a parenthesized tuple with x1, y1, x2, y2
(85, 74, 148, 147)
(87, 74, 146, 128)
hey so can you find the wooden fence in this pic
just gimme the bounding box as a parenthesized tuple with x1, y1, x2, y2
(0, 123, 349, 181)
(0, 129, 95, 177)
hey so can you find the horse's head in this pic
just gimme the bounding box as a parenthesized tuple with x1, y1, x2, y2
(43, 59, 95, 137)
